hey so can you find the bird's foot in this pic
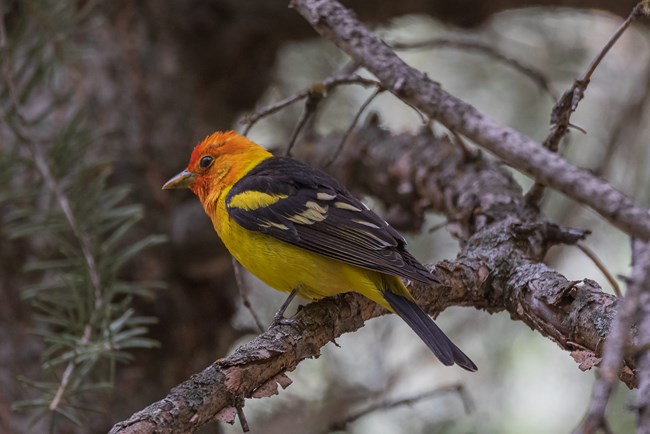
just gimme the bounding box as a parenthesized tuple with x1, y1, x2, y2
(268, 287, 301, 330)
(268, 314, 300, 330)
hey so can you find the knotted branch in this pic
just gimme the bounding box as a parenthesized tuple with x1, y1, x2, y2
(111, 126, 632, 433)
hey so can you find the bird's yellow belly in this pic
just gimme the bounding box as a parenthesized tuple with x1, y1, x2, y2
(213, 206, 390, 309)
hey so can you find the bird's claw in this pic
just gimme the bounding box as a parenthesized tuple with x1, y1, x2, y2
(269, 314, 298, 330)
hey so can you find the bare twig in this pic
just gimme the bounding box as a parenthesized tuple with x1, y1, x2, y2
(450, 129, 475, 159)
(323, 86, 382, 166)
(550, 62, 650, 232)
(242, 94, 304, 136)
(525, 2, 647, 205)
(634, 239, 650, 431)
(291, 0, 650, 241)
(597, 63, 650, 178)
(240, 74, 379, 136)
(427, 221, 448, 234)
(110, 126, 635, 434)
(392, 38, 556, 100)
(576, 242, 622, 297)
(286, 89, 322, 156)
(573, 241, 650, 434)
(327, 384, 472, 432)
(235, 398, 250, 433)
(110, 2, 650, 430)
(232, 258, 265, 333)
(401, 99, 429, 124)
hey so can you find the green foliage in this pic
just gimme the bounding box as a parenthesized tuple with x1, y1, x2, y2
(0, 0, 164, 429)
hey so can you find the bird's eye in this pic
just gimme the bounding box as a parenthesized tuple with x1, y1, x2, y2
(199, 156, 214, 169)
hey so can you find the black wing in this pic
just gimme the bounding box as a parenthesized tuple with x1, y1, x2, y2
(225, 157, 437, 284)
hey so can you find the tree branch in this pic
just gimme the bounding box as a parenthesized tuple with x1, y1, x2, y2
(390, 38, 556, 101)
(289, 0, 650, 241)
(633, 240, 650, 430)
(110, 1, 650, 431)
(573, 239, 650, 433)
(312, 127, 633, 384)
(525, 2, 646, 205)
(110, 126, 634, 433)
(108, 294, 383, 434)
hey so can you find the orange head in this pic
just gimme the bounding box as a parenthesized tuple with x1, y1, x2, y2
(162, 131, 272, 203)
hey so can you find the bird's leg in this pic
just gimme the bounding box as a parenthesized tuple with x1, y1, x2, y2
(269, 287, 300, 329)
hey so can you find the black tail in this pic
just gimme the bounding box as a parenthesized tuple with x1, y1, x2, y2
(383, 291, 477, 372)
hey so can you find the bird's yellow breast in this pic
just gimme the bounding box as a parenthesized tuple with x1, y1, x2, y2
(210, 186, 393, 310)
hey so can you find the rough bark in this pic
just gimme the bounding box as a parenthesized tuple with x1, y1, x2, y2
(5, 1, 647, 433)
(110, 126, 634, 433)
(109, 2, 650, 431)
(290, 0, 650, 242)
(634, 241, 650, 432)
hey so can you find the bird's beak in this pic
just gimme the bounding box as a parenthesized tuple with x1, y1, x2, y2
(162, 170, 196, 190)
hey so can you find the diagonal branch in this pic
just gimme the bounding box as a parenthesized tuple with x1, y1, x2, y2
(632, 240, 650, 430)
(111, 2, 650, 432)
(289, 0, 650, 241)
(313, 127, 631, 382)
(110, 127, 633, 434)
(525, 2, 647, 205)
(391, 38, 556, 100)
(108, 294, 384, 434)
(573, 239, 650, 434)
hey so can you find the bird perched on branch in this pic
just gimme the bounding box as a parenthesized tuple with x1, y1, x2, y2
(163, 131, 476, 371)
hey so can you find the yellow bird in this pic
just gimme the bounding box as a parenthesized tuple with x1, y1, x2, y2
(163, 131, 476, 371)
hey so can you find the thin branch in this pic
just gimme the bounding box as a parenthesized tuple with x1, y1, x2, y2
(232, 258, 265, 333)
(582, 4, 648, 85)
(450, 129, 475, 159)
(240, 74, 379, 136)
(525, 2, 647, 205)
(326, 384, 471, 433)
(576, 242, 622, 297)
(290, 0, 650, 241)
(391, 38, 556, 100)
(285, 90, 321, 156)
(550, 62, 650, 232)
(634, 239, 650, 430)
(110, 127, 635, 434)
(235, 398, 250, 433)
(574, 240, 650, 434)
(242, 93, 304, 136)
(110, 2, 650, 430)
(323, 86, 382, 167)
(596, 63, 650, 178)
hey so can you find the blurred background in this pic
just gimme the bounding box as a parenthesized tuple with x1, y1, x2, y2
(1, 1, 648, 433)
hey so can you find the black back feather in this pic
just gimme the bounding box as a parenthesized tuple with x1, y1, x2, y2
(227, 156, 477, 371)
(226, 157, 437, 284)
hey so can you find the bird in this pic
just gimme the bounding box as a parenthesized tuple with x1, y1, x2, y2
(163, 130, 476, 371)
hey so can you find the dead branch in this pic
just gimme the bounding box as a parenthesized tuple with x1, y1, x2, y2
(526, 2, 647, 204)
(110, 127, 634, 434)
(326, 383, 471, 432)
(290, 0, 650, 241)
(391, 38, 556, 100)
(240, 73, 379, 135)
(110, 2, 650, 431)
(633, 240, 650, 431)
(574, 240, 650, 434)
